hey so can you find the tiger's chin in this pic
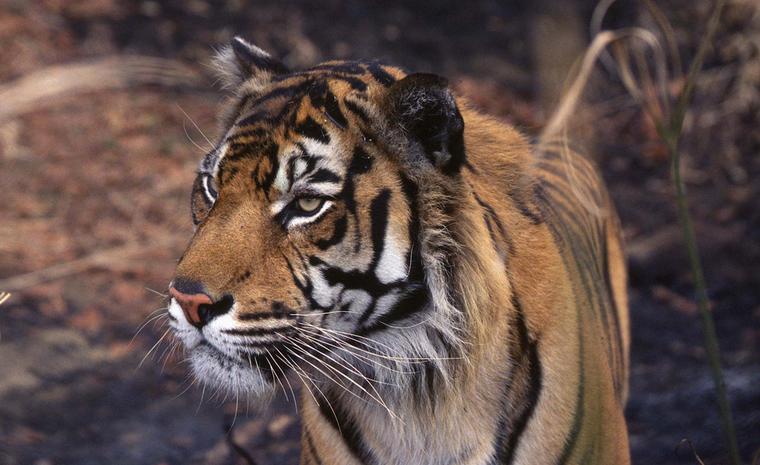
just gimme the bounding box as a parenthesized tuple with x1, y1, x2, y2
(188, 342, 277, 400)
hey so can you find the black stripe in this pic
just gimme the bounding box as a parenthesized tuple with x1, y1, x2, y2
(235, 111, 271, 128)
(357, 286, 429, 336)
(358, 174, 427, 333)
(317, 392, 375, 464)
(221, 93, 252, 129)
(400, 173, 425, 285)
(535, 159, 603, 206)
(307, 188, 407, 327)
(285, 254, 328, 312)
(286, 155, 298, 188)
(271, 70, 367, 91)
(323, 90, 348, 129)
(555, 371, 585, 465)
(344, 99, 371, 124)
(309, 168, 342, 184)
(227, 139, 269, 159)
(223, 326, 294, 337)
(309, 62, 365, 75)
(464, 160, 479, 174)
(410, 359, 438, 405)
(534, 190, 587, 465)
(481, 211, 498, 245)
(539, 180, 617, 373)
(353, 188, 393, 325)
(296, 116, 331, 144)
(237, 309, 292, 321)
(304, 429, 324, 465)
(349, 146, 373, 174)
(344, 146, 372, 252)
(367, 62, 395, 86)
(316, 214, 348, 250)
(508, 189, 543, 225)
(342, 147, 373, 217)
(308, 73, 367, 91)
(250, 80, 313, 109)
(231, 38, 288, 74)
(473, 192, 514, 255)
(368, 189, 392, 266)
(191, 175, 214, 218)
(230, 127, 269, 141)
(317, 261, 393, 299)
(245, 142, 279, 197)
(600, 222, 625, 401)
(493, 293, 543, 464)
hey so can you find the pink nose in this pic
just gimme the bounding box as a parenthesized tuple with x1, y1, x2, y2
(169, 287, 212, 327)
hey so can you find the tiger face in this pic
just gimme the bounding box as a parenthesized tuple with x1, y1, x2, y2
(168, 38, 466, 397)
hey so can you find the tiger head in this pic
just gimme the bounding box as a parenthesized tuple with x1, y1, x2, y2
(168, 38, 489, 400)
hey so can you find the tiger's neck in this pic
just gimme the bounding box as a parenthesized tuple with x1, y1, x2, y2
(298, 197, 516, 464)
(298, 342, 512, 465)
(297, 110, 532, 465)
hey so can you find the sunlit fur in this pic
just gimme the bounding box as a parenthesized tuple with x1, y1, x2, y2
(167, 37, 630, 465)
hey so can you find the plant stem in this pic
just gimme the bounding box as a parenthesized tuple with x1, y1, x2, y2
(659, 1, 742, 463)
(667, 134, 742, 465)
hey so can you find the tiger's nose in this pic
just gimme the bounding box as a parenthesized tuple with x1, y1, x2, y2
(169, 280, 234, 328)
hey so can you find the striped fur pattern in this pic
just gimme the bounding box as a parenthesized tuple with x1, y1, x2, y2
(167, 37, 630, 464)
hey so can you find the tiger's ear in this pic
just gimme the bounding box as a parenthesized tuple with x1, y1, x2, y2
(212, 36, 288, 90)
(385, 73, 466, 175)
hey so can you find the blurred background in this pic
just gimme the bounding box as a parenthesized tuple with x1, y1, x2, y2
(0, 1, 758, 464)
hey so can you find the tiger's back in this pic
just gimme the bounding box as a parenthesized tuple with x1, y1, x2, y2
(166, 38, 630, 465)
(444, 110, 631, 464)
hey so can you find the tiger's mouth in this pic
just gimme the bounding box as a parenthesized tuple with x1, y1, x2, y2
(196, 340, 280, 379)
(187, 339, 289, 396)
(167, 296, 306, 395)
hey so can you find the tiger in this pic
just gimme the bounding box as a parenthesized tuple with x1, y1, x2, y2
(166, 36, 631, 465)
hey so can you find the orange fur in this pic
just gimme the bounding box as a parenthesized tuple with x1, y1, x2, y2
(169, 45, 630, 464)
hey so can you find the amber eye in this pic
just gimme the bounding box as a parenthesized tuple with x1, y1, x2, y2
(296, 197, 324, 213)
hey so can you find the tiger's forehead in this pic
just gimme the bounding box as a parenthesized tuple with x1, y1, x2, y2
(199, 60, 404, 196)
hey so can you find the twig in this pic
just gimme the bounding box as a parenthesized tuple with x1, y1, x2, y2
(542, 1, 742, 462)
(0, 56, 206, 121)
(677, 439, 707, 465)
(225, 419, 259, 465)
(0, 237, 177, 291)
(655, 1, 743, 464)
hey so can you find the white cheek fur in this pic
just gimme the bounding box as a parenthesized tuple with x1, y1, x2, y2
(189, 344, 275, 398)
(168, 299, 202, 349)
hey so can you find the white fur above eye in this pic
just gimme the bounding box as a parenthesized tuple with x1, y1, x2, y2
(201, 175, 217, 203)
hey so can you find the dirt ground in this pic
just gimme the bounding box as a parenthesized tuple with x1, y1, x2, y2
(0, 1, 758, 464)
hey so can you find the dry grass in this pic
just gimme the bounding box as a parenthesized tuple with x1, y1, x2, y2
(537, 0, 746, 462)
(0, 56, 206, 121)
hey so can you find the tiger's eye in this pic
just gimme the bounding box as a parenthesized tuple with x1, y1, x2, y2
(296, 197, 323, 213)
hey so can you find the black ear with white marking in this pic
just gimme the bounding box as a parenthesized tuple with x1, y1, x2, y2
(385, 73, 465, 175)
(212, 36, 288, 89)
